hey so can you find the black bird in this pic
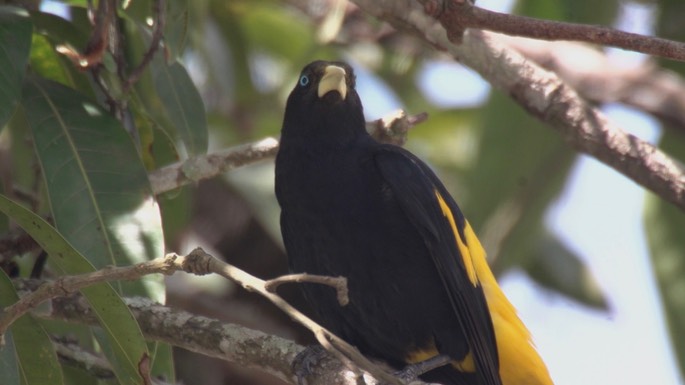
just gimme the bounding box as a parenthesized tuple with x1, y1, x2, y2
(275, 60, 552, 385)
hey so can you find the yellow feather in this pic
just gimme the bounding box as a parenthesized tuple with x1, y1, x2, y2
(435, 191, 478, 286)
(422, 191, 553, 385)
(462, 221, 554, 385)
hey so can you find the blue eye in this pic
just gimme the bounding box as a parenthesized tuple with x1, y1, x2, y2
(299, 75, 310, 87)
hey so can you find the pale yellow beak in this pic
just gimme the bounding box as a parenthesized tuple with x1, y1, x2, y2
(317, 65, 347, 100)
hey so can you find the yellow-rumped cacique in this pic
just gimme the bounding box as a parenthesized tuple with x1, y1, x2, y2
(275, 60, 553, 385)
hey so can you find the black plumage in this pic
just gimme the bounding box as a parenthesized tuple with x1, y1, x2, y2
(275, 60, 501, 385)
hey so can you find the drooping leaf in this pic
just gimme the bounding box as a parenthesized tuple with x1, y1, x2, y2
(0, 269, 64, 385)
(151, 58, 208, 156)
(22, 76, 164, 294)
(463, 92, 576, 274)
(645, 129, 685, 380)
(19, 76, 164, 384)
(0, 193, 148, 385)
(0, 329, 20, 385)
(28, 11, 92, 93)
(527, 230, 607, 309)
(0, 6, 32, 130)
(163, 0, 190, 61)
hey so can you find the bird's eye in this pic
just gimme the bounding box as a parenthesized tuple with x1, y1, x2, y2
(299, 75, 310, 87)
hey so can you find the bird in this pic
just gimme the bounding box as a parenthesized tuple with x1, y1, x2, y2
(274, 60, 553, 385)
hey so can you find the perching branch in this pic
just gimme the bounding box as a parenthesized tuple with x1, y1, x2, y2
(148, 111, 428, 195)
(350, 0, 685, 211)
(33, 293, 379, 385)
(3, 249, 416, 385)
(422, 0, 685, 62)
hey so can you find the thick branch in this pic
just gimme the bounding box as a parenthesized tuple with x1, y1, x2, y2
(351, 0, 685, 210)
(124, 0, 166, 91)
(500, 36, 685, 131)
(4, 250, 420, 385)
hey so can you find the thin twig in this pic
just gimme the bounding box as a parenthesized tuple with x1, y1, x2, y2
(148, 137, 280, 195)
(0, 256, 179, 336)
(148, 111, 428, 195)
(124, 0, 167, 91)
(182, 248, 403, 385)
(423, 0, 685, 62)
(265, 273, 349, 306)
(1, 249, 405, 385)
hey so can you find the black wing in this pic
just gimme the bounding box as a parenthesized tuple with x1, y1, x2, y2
(374, 145, 502, 385)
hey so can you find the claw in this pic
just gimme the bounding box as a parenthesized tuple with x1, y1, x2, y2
(292, 345, 329, 385)
(392, 354, 452, 384)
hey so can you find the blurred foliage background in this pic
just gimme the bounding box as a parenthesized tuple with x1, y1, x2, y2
(0, 0, 684, 384)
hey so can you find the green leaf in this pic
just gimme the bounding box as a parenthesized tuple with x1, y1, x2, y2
(238, 3, 314, 59)
(0, 269, 64, 385)
(516, 0, 618, 25)
(151, 59, 208, 156)
(527, 231, 607, 309)
(0, 6, 32, 130)
(28, 11, 93, 93)
(22, 76, 164, 294)
(0, 329, 20, 385)
(19, 76, 163, 384)
(645, 129, 685, 380)
(462, 92, 576, 274)
(0, 193, 148, 385)
(164, 0, 189, 61)
(121, 0, 188, 62)
(657, 0, 685, 73)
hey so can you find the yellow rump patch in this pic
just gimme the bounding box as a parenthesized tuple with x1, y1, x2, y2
(406, 347, 439, 364)
(434, 190, 478, 287)
(453, 352, 475, 372)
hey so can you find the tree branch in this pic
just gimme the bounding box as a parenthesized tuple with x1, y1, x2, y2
(423, 0, 685, 62)
(149, 137, 280, 195)
(265, 273, 349, 306)
(4, 249, 422, 385)
(148, 111, 427, 195)
(124, 0, 166, 91)
(350, 0, 685, 211)
(500, 36, 685, 131)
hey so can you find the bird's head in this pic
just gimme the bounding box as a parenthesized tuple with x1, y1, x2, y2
(281, 61, 366, 143)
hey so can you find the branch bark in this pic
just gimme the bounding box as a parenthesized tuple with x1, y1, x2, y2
(5, 250, 423, 385)
(148, 111, 427, 195)
(425, 0, 685, 62)
(500, 36, 685, 131)
(350, 0, 685, 211)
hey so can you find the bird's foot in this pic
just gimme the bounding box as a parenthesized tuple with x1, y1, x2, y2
(393, 354, 452, 383)
(292, 345, 328, 385)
